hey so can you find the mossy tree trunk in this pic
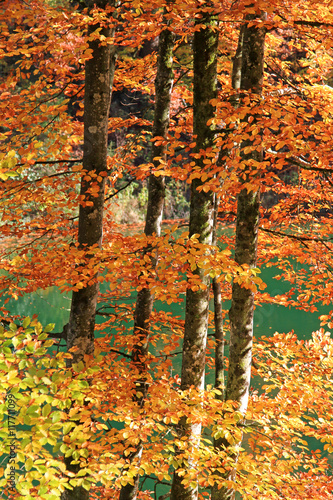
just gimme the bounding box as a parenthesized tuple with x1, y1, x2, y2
(211, 11, 266, 500)
(62, 2, 117, 500)
(118, 22, 175, 500)
(170, 6, 218, 500)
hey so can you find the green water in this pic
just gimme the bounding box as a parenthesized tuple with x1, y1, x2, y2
(255, 265, 328, 339)
(4, 263, 328, 340)
(4, 287, 71, 332)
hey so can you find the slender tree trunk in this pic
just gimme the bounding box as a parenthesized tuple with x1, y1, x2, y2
(211, 12, 266, 500)
(211, 20, 243, 500)
(231, 25, 245, 93)
(212, 194, 224, 398)
(211, 15, 245, 409)
(118, 23, 174, 500)
(170, 7, 218, 500)
(62, 3, 116, 499)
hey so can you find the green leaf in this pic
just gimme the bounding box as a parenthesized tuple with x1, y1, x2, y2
(42, 404, 51, 417)
(23, 317, 31, 329)
(43, 339, 55, 348)
(73, 361, 85, 373)
(27, 405, 40, 415)
(52, 412, 61, 423)
(63, 422, 74, 435)
(78, 380, 89, 389)
(24, 415, 32, 425)
(26, 343, 35, 353)
(25, 458, 33, 471)
(44, 323, 55, 333)
(82, 479, 92, 491)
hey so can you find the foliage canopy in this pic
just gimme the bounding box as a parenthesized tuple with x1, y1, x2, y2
(1, 0, 333, 499)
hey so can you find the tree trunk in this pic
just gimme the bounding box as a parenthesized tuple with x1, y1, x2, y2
(213, 194, 224, 399)
(67, 4, 116, 366)
(118, 23, 174, 500)
(211, 12, 266, 500)
(62, 3, 116, 499)
(170, 7, 218, 500)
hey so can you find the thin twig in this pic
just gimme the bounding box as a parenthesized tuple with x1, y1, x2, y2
(16, 159, 82, 167)
(260, 226, 332, 243)
(105, 179, 134, 201)
(173, 68, 190, 87)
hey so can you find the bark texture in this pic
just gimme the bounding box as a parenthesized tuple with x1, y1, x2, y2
(170, 8, 218, 500)
(211, 12, 266, 500)
(62, 3, 116, 500)
(119, 25, 174, 500)
(67, 17, 116, 366)
(213, 195, 224, 398)
(133, 25, 175, 361)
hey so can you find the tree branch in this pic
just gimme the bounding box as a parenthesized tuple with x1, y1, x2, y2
(267, 149, 333, 173)
(16, 159, 82, 167)
(260, 226, 333, 244)
(105, 179, 134, 202)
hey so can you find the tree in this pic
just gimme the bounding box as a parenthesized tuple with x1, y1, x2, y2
(1, 1, 333, 499)
(118, 6, 175, 500)
(169, 2, 218, 499)
(62, 2, 117, 500)
(212, 9, 266, 500)
(66, 0, 117, 364)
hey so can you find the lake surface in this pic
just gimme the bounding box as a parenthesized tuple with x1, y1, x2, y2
(4, 263, 328, 344)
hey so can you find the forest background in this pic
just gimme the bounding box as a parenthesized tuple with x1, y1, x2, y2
(1, 1, 333, 499)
